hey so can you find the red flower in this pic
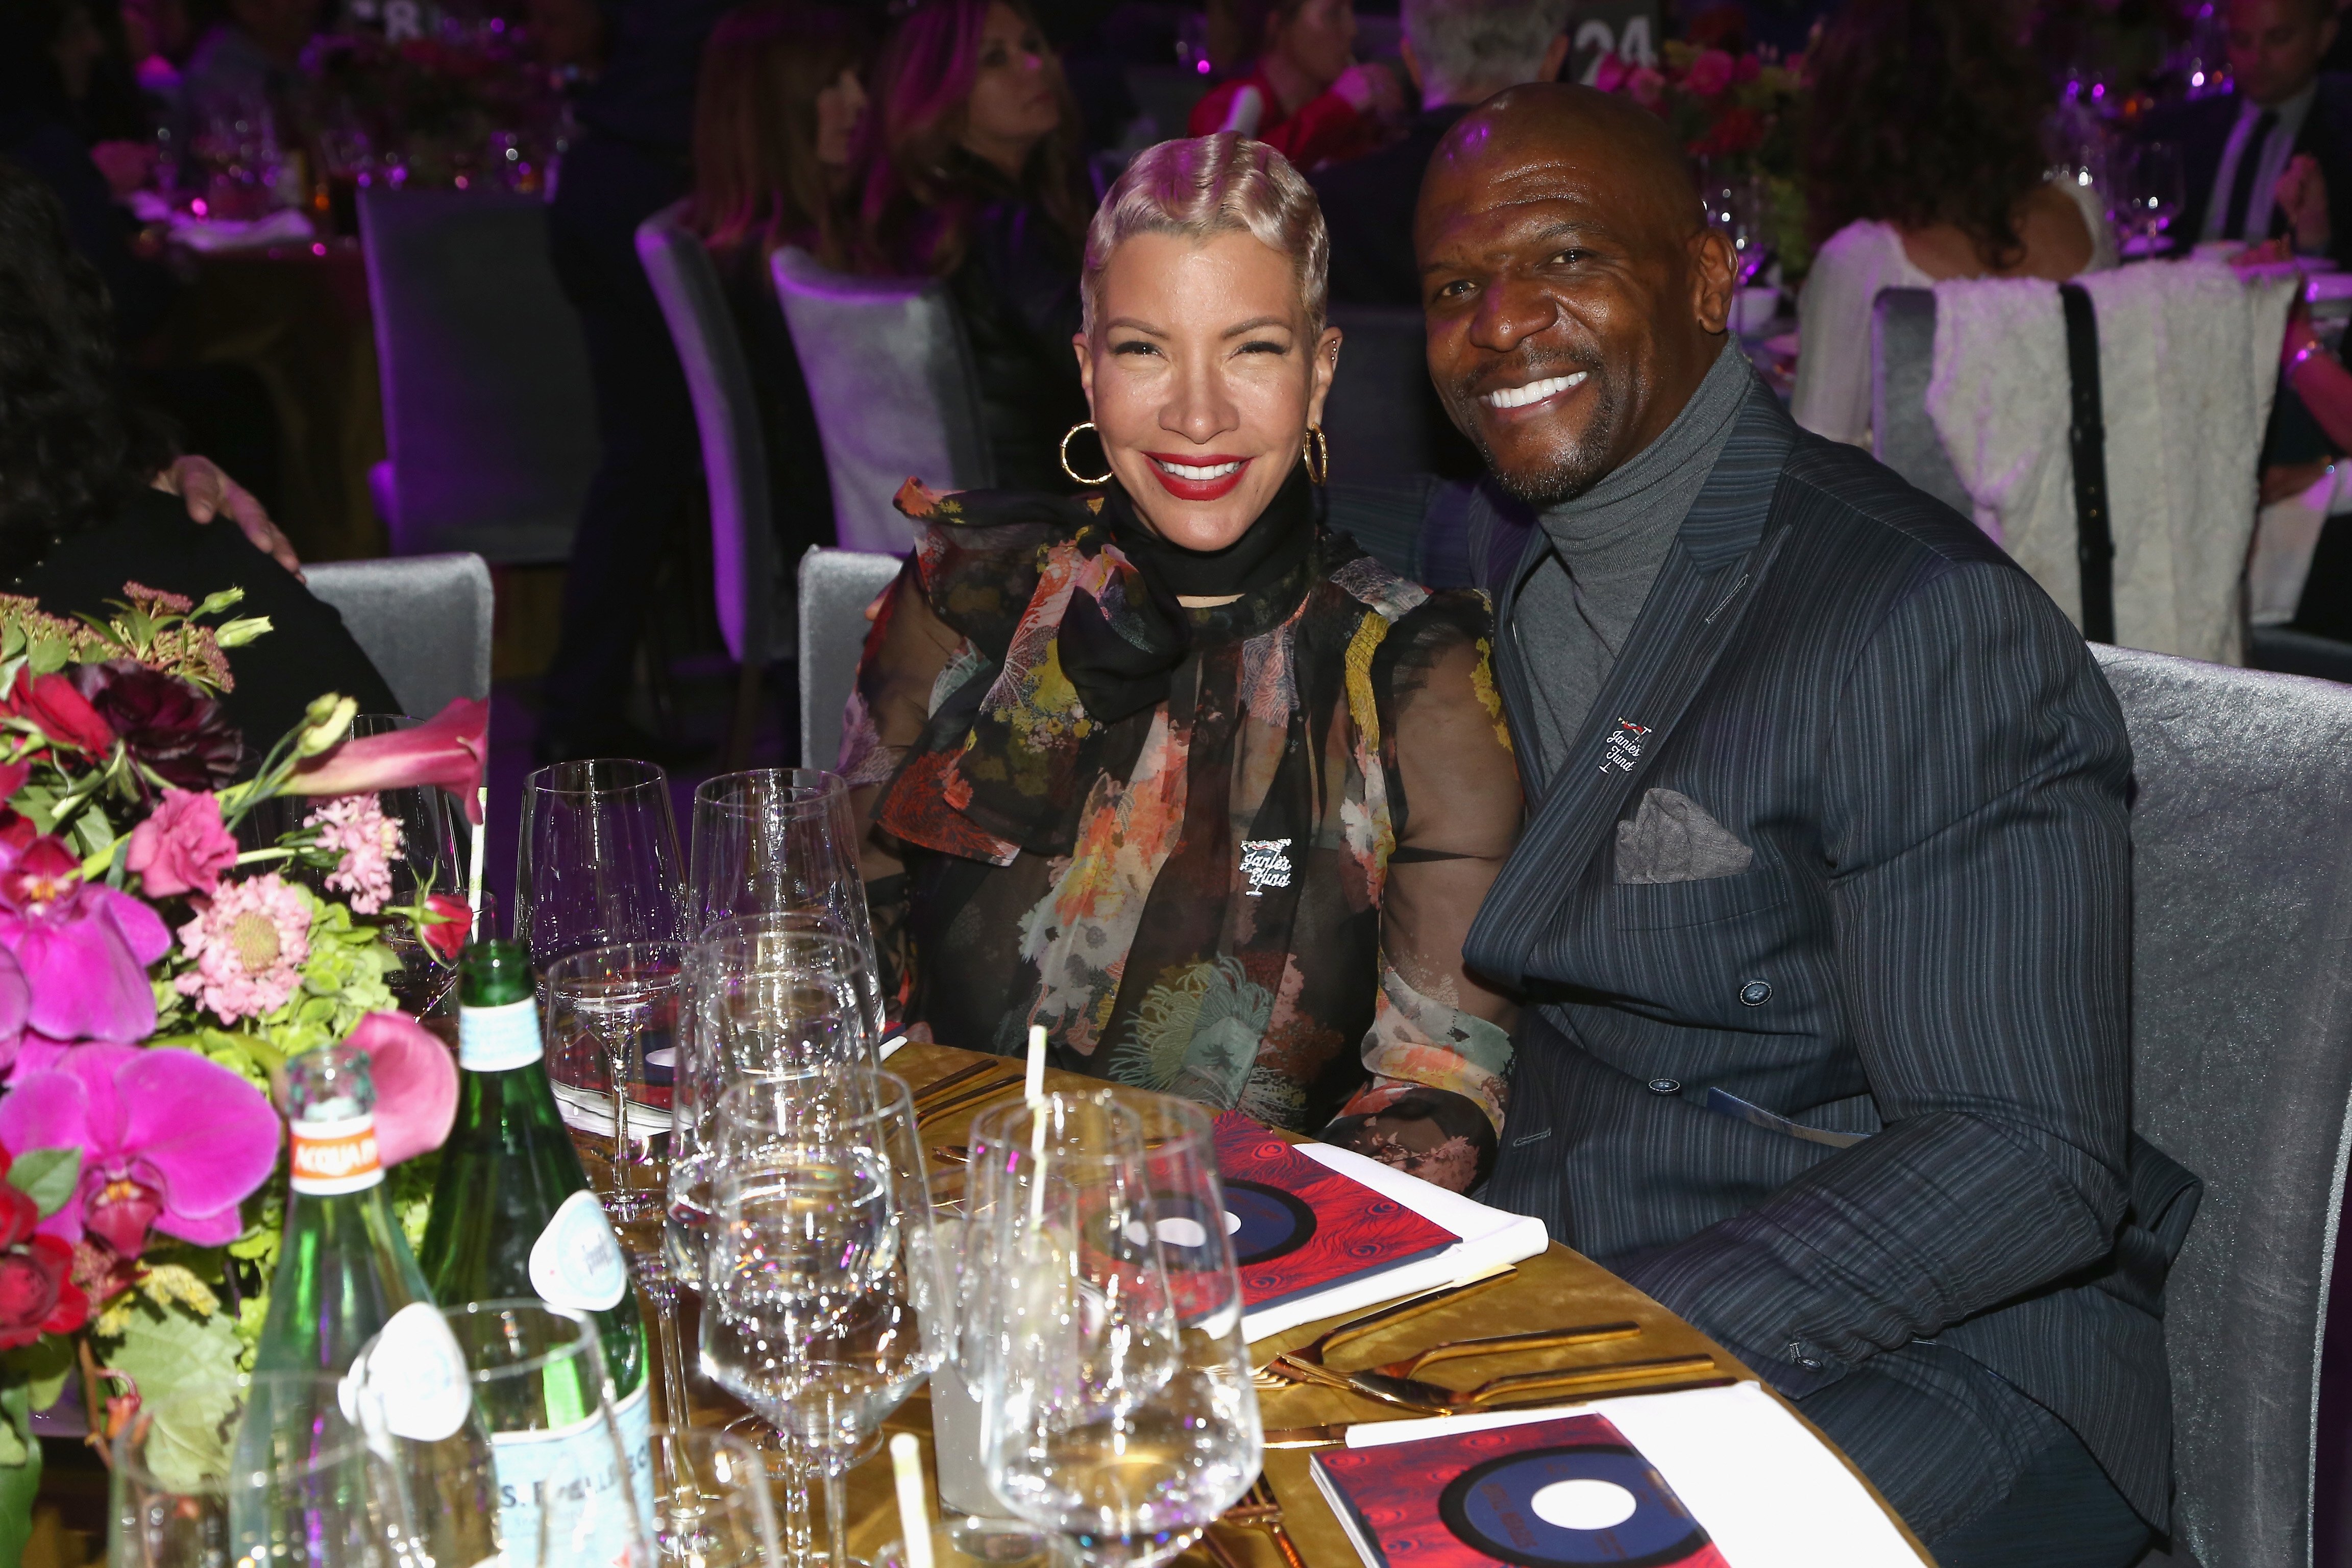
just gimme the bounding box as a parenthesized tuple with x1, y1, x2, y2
(420, 893, 471, 962)
(0, 672, 115, 757)
(0, 1235, 87, 1350)
(1684, 47, 1737, 97)
(70, 662, 241, 792)
(1693, 105, 1767, 158)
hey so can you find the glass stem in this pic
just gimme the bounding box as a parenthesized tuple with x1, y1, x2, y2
(648, 1279, 694, 1428)
(779, 1441, 815, 1568)
(824, 1464, 852, 1568)
(607, 1043, 632, 1168)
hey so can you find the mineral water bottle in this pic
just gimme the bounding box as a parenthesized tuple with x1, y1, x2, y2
(419, 939, 655, 1542)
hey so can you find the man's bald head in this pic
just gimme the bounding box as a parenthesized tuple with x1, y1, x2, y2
(1413, 82, 1734, 505)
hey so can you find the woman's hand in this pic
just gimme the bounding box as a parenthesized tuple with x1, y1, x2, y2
(2279, 154, 2332, 256)
(152, 456, 304, 578)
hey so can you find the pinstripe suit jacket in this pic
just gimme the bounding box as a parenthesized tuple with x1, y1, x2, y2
(1463, 374, 2176, 1526)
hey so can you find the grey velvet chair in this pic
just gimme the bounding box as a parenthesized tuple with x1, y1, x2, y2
(1869, 285, 2352, 681)
(358, 189, 596, 563)
(771, 248, 991, 556)
(635, 203, 782, 769)
(2090, 643, 2352, 1568)
(304, 552, 495, 719)
(797, 547, 904, 773)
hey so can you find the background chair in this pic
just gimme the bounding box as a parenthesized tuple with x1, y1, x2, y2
(2091, 644, 2352, 1568)
(1872, 285, 2352, 680)
(635, 204, 784, 768)
(797, 547, 904, 773)
(771, 247, 992, 555)
(359, 189, 596, 562)
(305, 552, 495, 718)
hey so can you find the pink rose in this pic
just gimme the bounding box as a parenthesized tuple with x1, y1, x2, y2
(1684, 47, 1736, 96)
(125, 790, 238, 899)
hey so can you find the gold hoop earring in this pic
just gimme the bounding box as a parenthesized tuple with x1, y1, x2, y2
(1059, 422, 1114, 486)
(1305, 424, 1330, 486)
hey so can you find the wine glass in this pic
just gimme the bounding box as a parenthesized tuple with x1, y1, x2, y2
(967, 1090, 1261, 1568)
(515, 759, 687, 969)
(646, 1425, 783, 1568)
(700, 1068, 944, 1568)
(113, 1370, 501, 1568)
(2116, 140, 2185, 254)
(688, 768, 873, 941)
(1701, 170, 1772, 287)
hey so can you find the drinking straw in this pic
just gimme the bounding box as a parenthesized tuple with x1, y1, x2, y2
(890, 1433, 936, 1568)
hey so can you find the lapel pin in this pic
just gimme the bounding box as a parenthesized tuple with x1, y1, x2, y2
(1241, 838, 1292, 896)
(1599, 719, 1652, 775)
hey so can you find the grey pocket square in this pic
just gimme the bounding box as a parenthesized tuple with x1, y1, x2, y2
(1615, 789, 1754, 884)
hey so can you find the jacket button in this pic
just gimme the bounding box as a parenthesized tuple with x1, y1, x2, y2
(1741, 979, 1772, 1006)
(1647, 1078, 1681, 1095)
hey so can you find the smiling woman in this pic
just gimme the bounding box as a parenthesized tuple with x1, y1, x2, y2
(839, 134, 1525, 1192)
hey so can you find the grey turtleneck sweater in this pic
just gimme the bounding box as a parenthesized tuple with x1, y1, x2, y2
(1510, 341, 1753, 783)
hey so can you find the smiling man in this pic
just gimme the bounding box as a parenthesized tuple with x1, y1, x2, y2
(1416, 87, 2192, 1565)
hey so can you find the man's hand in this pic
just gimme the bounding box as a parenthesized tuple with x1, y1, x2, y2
(153, 456, 304, 578)
(2279, 154, 2332, 256)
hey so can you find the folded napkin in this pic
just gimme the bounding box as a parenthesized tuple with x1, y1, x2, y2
(1334, 1382, 1927, 1567)
(1240, 1139, 1549, 1342)
(168, 208, 317, 254)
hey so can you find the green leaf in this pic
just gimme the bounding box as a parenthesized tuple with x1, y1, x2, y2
(5, 1149, 79, 1219)
(2, 1339, 72, 1416)
(0, 1379, 24, 1468)
(102, 1301, 243, 1492)
(0, 1372, 32, 1568)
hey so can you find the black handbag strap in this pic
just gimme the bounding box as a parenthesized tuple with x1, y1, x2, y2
(2059, 282, 2115, 643)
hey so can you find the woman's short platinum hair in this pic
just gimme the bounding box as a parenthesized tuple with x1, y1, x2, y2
(1081, 133, 1330, 337)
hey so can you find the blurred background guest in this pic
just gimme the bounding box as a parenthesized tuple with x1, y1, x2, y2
(1189, 0, 1401, 170)
(2142, 0, 2352, 264)
(683, 0, 873, 580)
(536, 0, 732, 763)
(1311, 0, 1567, 306)
(1791, 0, 2114, 446)
(853, 0, 1092, 491)
(179, 0, 319, 122)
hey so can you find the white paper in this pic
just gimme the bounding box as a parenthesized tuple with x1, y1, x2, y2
(1238, 1140, 1549, 1342)
(1336, 1381, 1927, 1567)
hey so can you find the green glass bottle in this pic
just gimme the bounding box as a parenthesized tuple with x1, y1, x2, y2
(420, 939, 653, 1536)
(249, 1041, 435, 1375)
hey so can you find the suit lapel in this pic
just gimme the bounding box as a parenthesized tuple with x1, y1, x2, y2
(1467, 379, 1799, 991)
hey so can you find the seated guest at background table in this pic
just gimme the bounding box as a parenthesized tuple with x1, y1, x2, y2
(178, 0, 316, 125)
(2141, 0, 2352, 265)
(844, 133, 1521, 1190)
(1189, 0, 1402, 171)
(1311, 0, 1567, 307)
(1414, 83, 2184, 1564)
(0, 162, 394, 748)
(1790, 0, 2114, 447)
(854, 0, 1093, 491)
(683, 0, 872, 576)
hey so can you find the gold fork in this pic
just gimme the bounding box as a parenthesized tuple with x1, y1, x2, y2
(1223, 1476, 1307, 1568)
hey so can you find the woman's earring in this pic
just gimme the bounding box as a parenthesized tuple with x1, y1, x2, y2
(1060, 422, 1115, 486)
(1305, 424, 1330, 486)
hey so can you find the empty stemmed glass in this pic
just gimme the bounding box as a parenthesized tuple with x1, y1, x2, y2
(965, 1090, 1261, 1568)
(646, 1425, 782, 1568)
(699, 1068, 944, 1568)
(516, 759, 687, 969)
(2114, 140, 2185, 254)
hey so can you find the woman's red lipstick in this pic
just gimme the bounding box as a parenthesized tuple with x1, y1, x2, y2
(1143, 452, 1250, 502)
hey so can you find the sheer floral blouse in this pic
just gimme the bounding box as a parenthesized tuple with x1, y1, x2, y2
(841, 468, 1522, 1188)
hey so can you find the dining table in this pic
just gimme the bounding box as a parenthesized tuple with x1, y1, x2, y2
(628, 1040, 1934, 1568)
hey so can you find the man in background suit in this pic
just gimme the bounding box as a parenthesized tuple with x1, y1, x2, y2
(1414, 86, 2191, 1565)
(2145, 0, 2352, 264)
(1310, 0, 1569, 307)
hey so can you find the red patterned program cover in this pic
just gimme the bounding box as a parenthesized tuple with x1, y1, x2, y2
(1212, 1113, 1458, 1311)
(1311, 1414, 1731, 1568)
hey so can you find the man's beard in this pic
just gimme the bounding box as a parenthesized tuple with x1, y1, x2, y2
(1442, 358, 1626, 509)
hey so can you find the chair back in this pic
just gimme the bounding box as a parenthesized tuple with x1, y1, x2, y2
(2091, 642, 2352, 1567)
(635, 205, 781, 667)
(1868, 288, 1975, 518)
(797, 547, 904, 771)
(770, 248, 992, 554)
(305, 552, 495, 719)
(359, 189, 595, 564)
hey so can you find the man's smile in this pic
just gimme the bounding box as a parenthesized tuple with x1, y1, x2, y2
(1480, 371, 1589, 411)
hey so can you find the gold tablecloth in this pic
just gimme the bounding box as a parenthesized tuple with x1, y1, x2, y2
(654, 1042, 1930, 1567)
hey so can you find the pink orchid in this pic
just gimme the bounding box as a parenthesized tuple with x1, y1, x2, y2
(125, 789, 239, 899)
(284, 699, 489, 824)
(349, 1012, 457, 1165)
(0, 836, 171, 1043)
(0, 1044, 280, 1256)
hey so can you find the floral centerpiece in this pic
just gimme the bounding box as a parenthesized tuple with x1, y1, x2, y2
(1594, 41, 1815, 278)
(0, 585, 488, 1563)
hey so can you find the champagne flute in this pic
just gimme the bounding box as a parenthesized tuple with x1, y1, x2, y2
(700, 1068, 944, 1568)
(516, 759, 687, 968)
(968, 1091, 1261, 1568)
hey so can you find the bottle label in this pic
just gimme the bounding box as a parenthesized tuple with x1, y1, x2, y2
(528, 1190, 630, 1312)
(350, 1301, 473, 1442)
(289, 1114, 382, 1194)
(460, 997, 543, 1071)
(489, 1380, 653, 1568)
